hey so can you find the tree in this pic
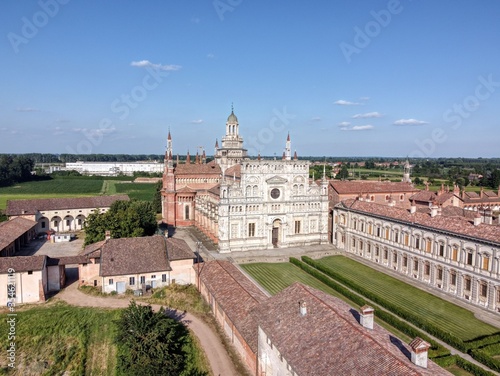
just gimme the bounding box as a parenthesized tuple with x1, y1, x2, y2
(153, 180, 163, 214)
(115, 301, 190, 376)
(84, 200, 157, 246)
(336, 164, 349, 180)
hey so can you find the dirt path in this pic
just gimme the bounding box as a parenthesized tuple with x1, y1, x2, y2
(56, 282, 238, 376)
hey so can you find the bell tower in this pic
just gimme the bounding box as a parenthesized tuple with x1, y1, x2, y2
(214, 105, 248, 172)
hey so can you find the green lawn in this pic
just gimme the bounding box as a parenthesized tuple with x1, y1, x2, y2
(241, 262, 348, 300)
(0, 302, 119, 375)
(316, 256, 499, 341)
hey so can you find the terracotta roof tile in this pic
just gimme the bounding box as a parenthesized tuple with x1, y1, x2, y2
(198, 260, 267, 352)
(330, 181, 419, 195)
(165, 238, 195, 261)
(98, 236, 171, 277)
(254, 283, 451, 376)
(0, 255, 46, 273)
(6, 195, 129, 216)
(339, 199, 500, 245)
(0, 218, 37, 250)
(175, 160, 221, 175)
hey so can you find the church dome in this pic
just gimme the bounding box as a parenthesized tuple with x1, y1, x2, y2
(227, 110, 238, 123)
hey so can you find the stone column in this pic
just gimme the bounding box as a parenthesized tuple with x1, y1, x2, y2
(443, 267, 449, 292)
(488, 283, 496, 311)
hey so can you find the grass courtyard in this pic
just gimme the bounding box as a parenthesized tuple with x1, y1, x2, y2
(315, 256, 498, 342)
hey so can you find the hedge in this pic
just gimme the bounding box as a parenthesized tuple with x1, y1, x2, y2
(288, 257, 449, 358)
(301, 256, 467, 352)
(433, 355, 496, 376)
(469, 349, 500, 373)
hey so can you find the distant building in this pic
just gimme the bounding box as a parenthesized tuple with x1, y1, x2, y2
(461, 187, 500, 211)
(64, 161, 164, 176)
(332, 199, 500, 312)
(79, 235, 195, 293)
(410, 184, 462, 209)
(196, 260, 451, 376)
(6, 195, 129, 234)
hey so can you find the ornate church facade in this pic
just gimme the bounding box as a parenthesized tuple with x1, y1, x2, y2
(161, 109, 329, 253)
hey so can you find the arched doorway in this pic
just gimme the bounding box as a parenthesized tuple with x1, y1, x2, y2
(272, 219, 281, 248)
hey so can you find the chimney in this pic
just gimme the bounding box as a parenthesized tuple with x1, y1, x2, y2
(105, 230, 111, 240)
(409, 337, 430, 368)
(430, 201, 439, 217)
(473, 214, 481, 226)
(484, 208, 493, 225)
(360, 305, 374, 330)
(299, 301, 307, 316)
(410, 200, 417, 214)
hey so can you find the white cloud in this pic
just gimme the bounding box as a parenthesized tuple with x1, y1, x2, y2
(393, 118, 428, 126)
(341, 125, 374, 131)
(191, 119, 203, 124)
(72, 127, 117, 136)
(130, 60, 182, 71)
(16, 107, 40, 112)
(338, 121, 351, 127)
(352, 125, 374, 131)
(352, 112, 382, 119)
(207, 53, 215, 59)
(334, 99, 360, 106)
(311, 116, 321, 121)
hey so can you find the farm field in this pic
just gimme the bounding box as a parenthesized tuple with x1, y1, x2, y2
(0, 177, 157, 211)
(240, 262, 346, 299)
(315, 256, 499, 342)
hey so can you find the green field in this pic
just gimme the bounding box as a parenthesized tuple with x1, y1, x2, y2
(0, 302, 119, 375)
(316, 256, 498, 341)
(241, 262, 347, 299)
(114, 182, 156, 201)
(0, 177, 157, 211)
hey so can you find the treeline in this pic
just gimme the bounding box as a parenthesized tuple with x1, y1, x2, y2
(0, 155, 35, 187)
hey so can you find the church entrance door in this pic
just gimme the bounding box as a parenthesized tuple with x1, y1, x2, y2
(272, 219, 281, 248)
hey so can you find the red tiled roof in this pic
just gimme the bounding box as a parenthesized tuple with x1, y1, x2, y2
(175, 160, 221, 175)
(339, 199, 500, 245)
(0, 217, 37, 251)
(0, 255, 46, 273)
(165, 237, 195, 261)
(330, 181, 419, 195)
(197, 260, 267, 352)
(6, 195, 129, 216)
(254, 283, 450, 376)
(98, 236, 171, 277)
(224, 164, 241, 179)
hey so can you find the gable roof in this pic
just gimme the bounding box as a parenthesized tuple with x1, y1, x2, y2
(338, 199, 500, 245)
(99, 236, 171, 277)
(6, 195, 130, 216)
(175, 160, 222, 175)
(254, 283, 450, 376)
(165, 237, 195, 261)
(330, 181, 418, 195)
(198, 260, 268, 352)
(0, 217, 37, 251)
(0, 255, 46, 273)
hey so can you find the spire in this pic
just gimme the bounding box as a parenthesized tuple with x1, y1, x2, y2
(258, 152, 261, 161)
(294, 150, 297, 160)
(186, 150, 190, 164)
(195, 151, 199, 164)
(285, 132, 291, 160)
(167, 128, 171, 140)
(202, 149, 206, 163)
(215, 139, 219, 148)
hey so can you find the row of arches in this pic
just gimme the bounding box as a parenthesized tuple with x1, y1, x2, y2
(38, 214, 86, 233)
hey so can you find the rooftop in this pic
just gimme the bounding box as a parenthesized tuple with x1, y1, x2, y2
(0, 217, 38, 251)
(330, 180, 419, 195)
(0, 255, 46, 273)
(197, 260, 268, 352)
(254, 283, 451, 376)
(6, 195, 130, 216)
(338, 199, 500, 245)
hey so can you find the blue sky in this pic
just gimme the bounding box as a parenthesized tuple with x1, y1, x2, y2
(1, 1, 499, 157)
